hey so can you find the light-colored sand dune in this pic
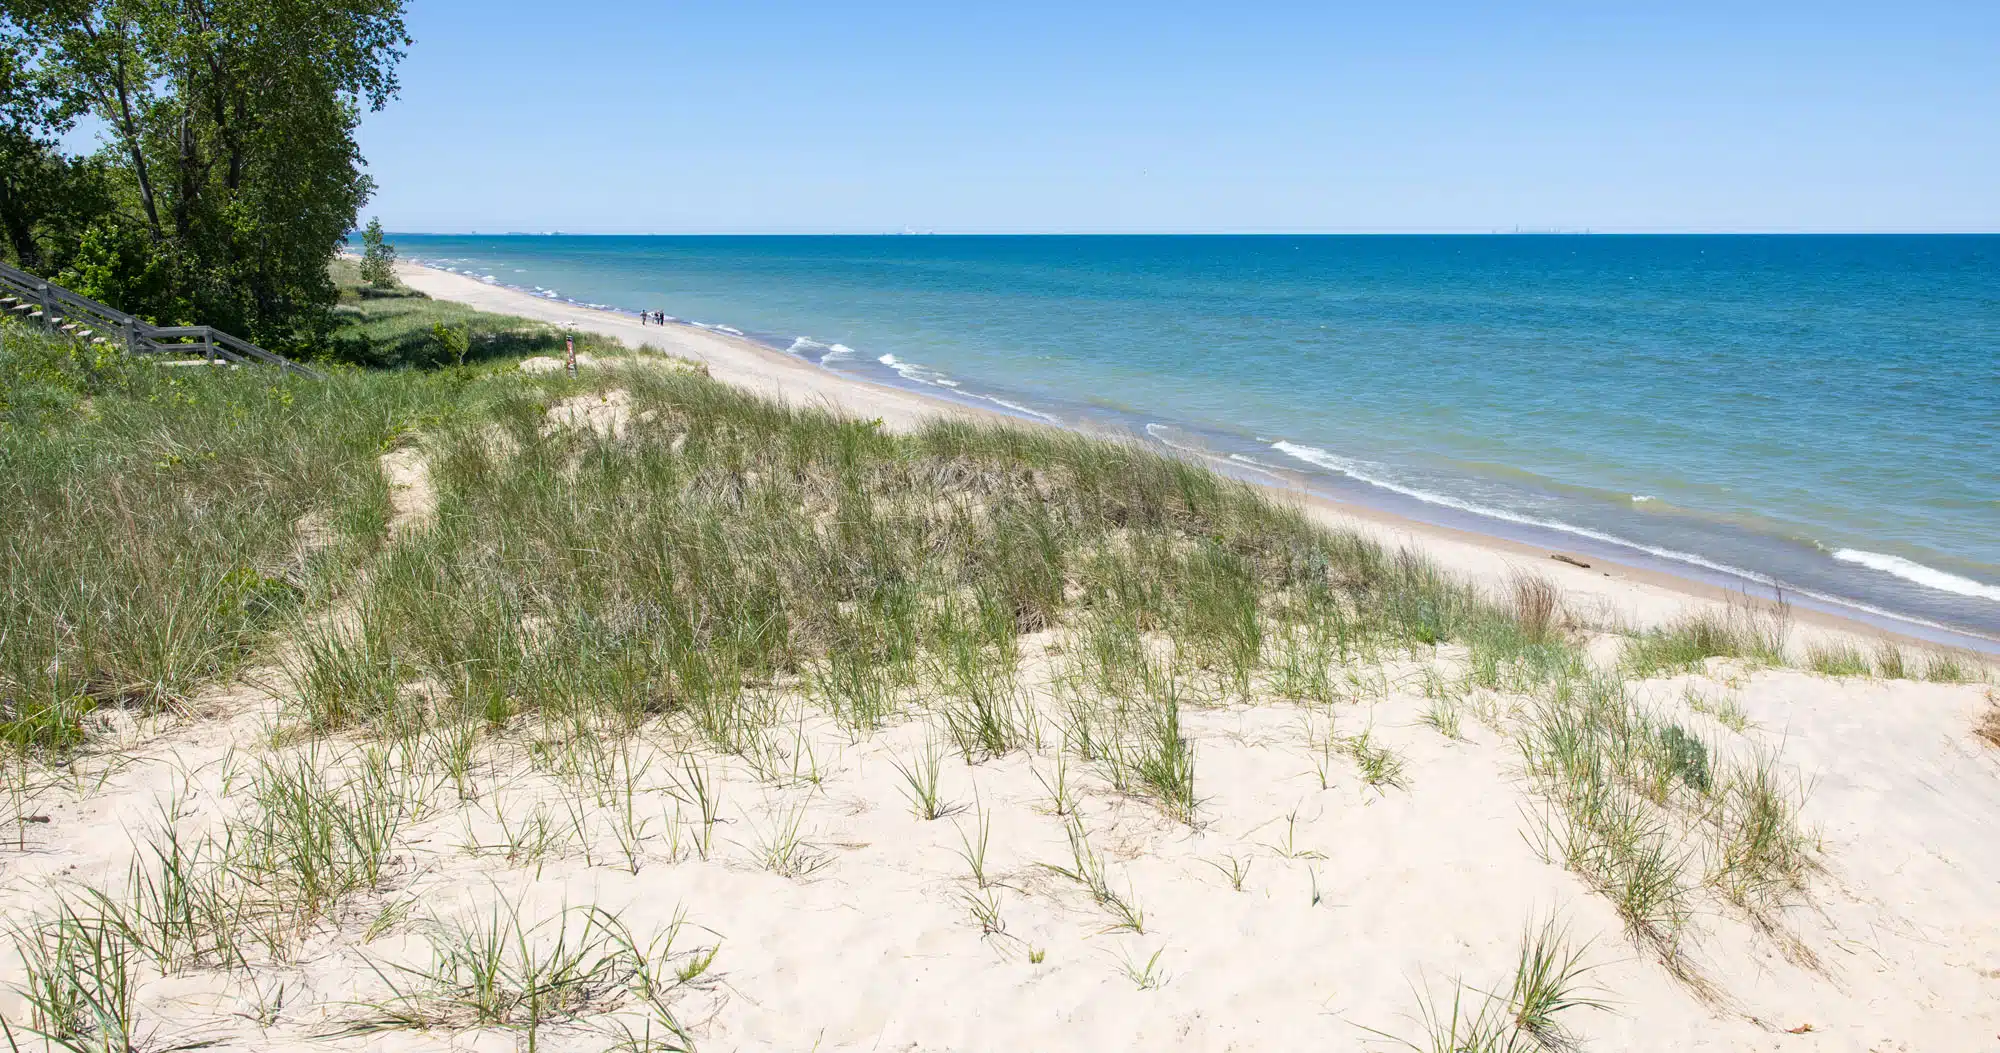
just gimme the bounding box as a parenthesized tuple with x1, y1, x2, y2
(5, 632, 1996, 1050)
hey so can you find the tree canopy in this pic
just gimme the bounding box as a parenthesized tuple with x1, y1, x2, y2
(0, 0, 409, 350)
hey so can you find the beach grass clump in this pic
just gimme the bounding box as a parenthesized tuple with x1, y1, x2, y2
(1505, 915, 1610, 1044)
(1683, 686, 1753, 734)
(65, 742, 433, 979)
(890, 736, 956, 820)
(1056, 650, 1202, 821)
(84, 808, 251, 974)
(1519, 675, 1700, 950)
(1620, 596, 1788, 679)
(1872, 643, 1909, 680)
(286, 614, 411, 736)
(1804, 642, 1872, 677)
(1043, 813, 1145, 934)
(8, 903, 147, 1052)
(1508, 573, 1564, 643)
(1364, 914, 1606, 1053)
(1707, 752, 1816, 908)
(1340, 726, 1408, 792)
(1461, 615, 1588, 695)
(1519, 660, 1820, 963)
(1920, 650, 1973, 684)
(360, 899, 702, 1046)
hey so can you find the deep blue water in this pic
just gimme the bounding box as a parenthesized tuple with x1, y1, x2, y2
(383, 234, 2000, 644)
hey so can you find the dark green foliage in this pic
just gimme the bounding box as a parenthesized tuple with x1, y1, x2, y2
(1654, 724, 1711, 793)
(2, 0, 411, 348)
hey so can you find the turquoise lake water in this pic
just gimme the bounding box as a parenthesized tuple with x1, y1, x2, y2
(384, 234, 2000, 644)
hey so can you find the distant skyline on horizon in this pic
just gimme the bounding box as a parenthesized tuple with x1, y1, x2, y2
(355, 2, 1998, 234)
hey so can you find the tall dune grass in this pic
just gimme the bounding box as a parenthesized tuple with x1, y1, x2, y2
(0, 321, 468, 751)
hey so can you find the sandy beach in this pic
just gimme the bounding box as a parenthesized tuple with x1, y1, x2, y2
(0, 263, 1993, 1053)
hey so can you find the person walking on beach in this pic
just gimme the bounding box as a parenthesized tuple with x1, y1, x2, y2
(639, 309, 648, 326)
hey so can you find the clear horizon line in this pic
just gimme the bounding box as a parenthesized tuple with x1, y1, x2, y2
(366, 228, 2000, 237)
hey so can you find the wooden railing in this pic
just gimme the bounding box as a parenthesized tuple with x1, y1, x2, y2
(0, 259, 322, 379)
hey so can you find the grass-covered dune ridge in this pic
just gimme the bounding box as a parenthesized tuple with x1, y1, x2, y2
(326, 257, 603, 369)
(340, 360, 1475, 734)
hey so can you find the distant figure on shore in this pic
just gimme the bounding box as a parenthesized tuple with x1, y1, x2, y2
(639, 309, 648, 326)
(655, 311, 665, 325)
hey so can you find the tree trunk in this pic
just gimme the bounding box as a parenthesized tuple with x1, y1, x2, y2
(107, 53, 162, 238)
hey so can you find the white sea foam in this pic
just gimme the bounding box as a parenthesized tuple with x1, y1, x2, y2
(1832, 550, 2000, 602)
(1265, 441, 1986, 634)
(977, 395, 1059, 422)
(877, 353, 953, 387)
(715, 325, 744, 336)
(786, 337, 829, 357)
(873, 353, 1056, 420)
(1144, 422, 1203, 454)
(1632, 495, 1655, 503)
(1220, 453, 1284, 479)
(1270, 441, 1768, 580)
(820, 343, 858, 363)
(1140, 424, 1281, 477)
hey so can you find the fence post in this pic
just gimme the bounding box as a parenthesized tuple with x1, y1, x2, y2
(38, 283, 53, 324)
(565, 332, 577, 378)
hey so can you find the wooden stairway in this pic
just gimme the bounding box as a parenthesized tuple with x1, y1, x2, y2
(0, 259, 322, 379)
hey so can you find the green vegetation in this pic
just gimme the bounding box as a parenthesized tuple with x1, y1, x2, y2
(1805, 642, 1872, 677)
(360, 217, 398, 289)
(2, 1, 411, 350)
(1621, 600, 1789, 678)
(360, 899, 705, 1049)
(0, 320, 455, 751)
(1364, 916, 1606, 1053)
(326, 256, 613, 367)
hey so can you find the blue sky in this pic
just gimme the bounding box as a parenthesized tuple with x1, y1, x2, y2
(356, 1, 1999, 233)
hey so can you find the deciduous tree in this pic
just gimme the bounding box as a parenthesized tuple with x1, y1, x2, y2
(1, 0, 410, 349)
